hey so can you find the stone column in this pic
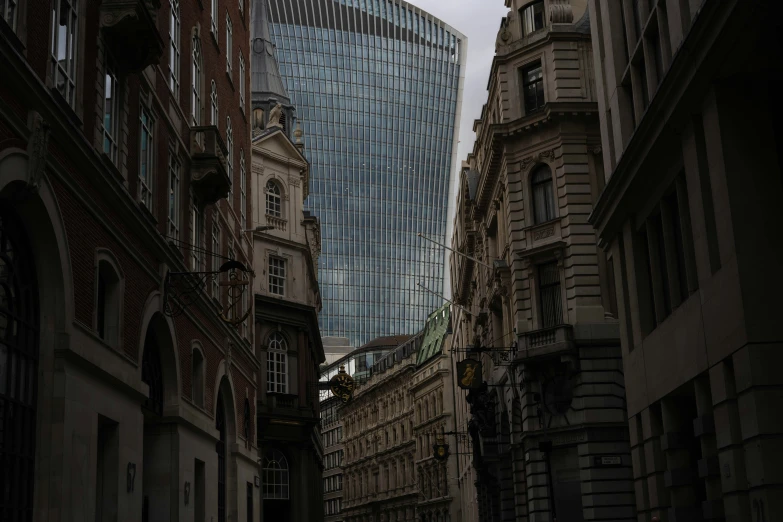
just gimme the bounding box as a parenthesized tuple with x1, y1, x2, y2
(641, 405, 669, 521)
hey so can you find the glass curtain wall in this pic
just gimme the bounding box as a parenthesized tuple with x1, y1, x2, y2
(267, 0, 464, 346)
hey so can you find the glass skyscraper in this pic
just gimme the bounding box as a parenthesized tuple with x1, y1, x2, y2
(265, 0, 465, 347)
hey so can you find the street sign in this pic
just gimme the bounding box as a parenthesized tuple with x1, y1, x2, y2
(593, 455, 622, 467)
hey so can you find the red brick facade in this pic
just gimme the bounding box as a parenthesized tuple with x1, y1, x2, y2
(0, 0, 258, 519)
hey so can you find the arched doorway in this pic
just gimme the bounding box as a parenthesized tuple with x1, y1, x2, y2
(216, 390, 227, 522)
(140, 312, 178, 522)
(0, 205, 39, 521)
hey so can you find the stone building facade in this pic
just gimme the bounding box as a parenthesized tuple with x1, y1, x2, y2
(340, 307, 457, 522)
(0, 0, 257, 520)
(450, 1, 635, 521)
(587, 0, 783, 520)
(342, 334, 422, 522)
(411, 305, 459, 522)
(319, 335, 414, 522)
(250, 115, 326, 521)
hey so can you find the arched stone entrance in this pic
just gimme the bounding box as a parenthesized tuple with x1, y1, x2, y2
(0, 204, 39, 521)
(140, 312, 179, 522)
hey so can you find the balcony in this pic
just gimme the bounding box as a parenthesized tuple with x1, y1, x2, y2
(514, 324, 574, 361)
(264, 214, 287, 231)
(100, 0, 164, 73)
(268, 393, 299, 409)
(190, 126, 230, 205)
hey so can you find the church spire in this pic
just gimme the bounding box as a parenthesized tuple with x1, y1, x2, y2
(251, 0, 295, 136)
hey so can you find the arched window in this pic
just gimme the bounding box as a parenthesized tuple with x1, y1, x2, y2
(532, 164, 556, 224)
(191, 347, 204, 407)
(95, 258, 122, 347)
(266, 332, 288, 393)
(169, 0, 180, 96)
(263, 449, 289, 499)
(265, 180, 281, 217)
(191, 37, 202, 126)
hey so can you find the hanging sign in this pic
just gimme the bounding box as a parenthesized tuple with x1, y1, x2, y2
(456, 358, 483, 390)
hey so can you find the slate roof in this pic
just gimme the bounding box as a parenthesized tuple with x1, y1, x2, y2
(251, 0, 290, 104)
(416, 304, 450, 366)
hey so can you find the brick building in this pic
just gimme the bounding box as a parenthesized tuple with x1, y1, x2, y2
(588, 0, 783, 520)
(0, 0, 257, 521)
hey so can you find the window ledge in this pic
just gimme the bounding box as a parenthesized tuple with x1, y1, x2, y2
(225, 69, 235, 90)
(138, 201, 158, 225)
(210, 28, 220, 52)
(50, 88, 83, 127)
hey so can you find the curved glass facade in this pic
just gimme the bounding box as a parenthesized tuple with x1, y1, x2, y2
(267, 0, 465, 347)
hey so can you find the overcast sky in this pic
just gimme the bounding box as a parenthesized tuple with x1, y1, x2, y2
(412, 0, 509, 163)
(410, 0, 510, 296)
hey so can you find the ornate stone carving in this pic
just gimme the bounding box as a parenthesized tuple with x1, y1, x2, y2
(25, 111, 50, 193)
(591, 146, 603, 156)
(549, 0, 574, 24)
(268, 103, 283, 128)
(538, 149, 555, 162)
(520, 156, 535, 171)
(288, 175, 301, 188)
(532, 226, 555, 242)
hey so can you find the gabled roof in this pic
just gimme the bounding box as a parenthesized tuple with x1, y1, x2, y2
(252, 126, 310, 198)
(416, 304, 450, 366)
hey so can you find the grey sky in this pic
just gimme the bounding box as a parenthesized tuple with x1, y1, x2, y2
(409, 0, 509, 297)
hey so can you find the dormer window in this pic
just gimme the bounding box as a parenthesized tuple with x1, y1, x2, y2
(520, 1, 545, 36)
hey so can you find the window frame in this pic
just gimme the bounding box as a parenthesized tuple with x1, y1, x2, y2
(211, 217, 221, 298)
(165, 0, 180, 99)
(101, 47, 120, 164)
(239, 150, 246, 229)
(238, 50, 245, 111)
(93, 250, 124, 349)
(521, 61, 545, 114)
(226, 116, 234, 202)
(537, 260, 563, 328)
(210, 80, 219, 125)
(191, 345, 205, 407)
(268, 255, 286, 296)
(262, 449, 290, 499)
(266, 333, 288, 394)
(50, 0, 80, 108)
(139, 102, 155, 211)
(225, 12, 232, 75)
(167, 144, 182, 239)
(520, 1, 545, 36)
(265, 180, 282, 218)
(531, 164, 556, 224)
(210, 0, 218, 35)
(191, 36, 202, 126)
(190, 191, 204, 272)
(2, 0, 20, 34)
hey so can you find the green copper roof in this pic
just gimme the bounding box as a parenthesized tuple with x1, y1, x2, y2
(416, 304, 450, 366)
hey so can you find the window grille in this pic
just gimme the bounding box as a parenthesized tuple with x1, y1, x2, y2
(532, 165, 556, 224)
(51, 0, 79, 107)
(269, 256, 286, 296)
(538, 261, 563, 328)
(263, 449, 289, 499)
(266, 332, 288, 393)
(169, 0, 180, 96)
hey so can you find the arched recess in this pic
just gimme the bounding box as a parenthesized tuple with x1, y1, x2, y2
(0, 150, 72, 520)
(191, 340, 206, 408)
(528, 162, 558, 225)
(93, 248, 125, 350)
(263, 176, 287, 218)
(137, 292, 181, 410)
(215, 376, 238, 522)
